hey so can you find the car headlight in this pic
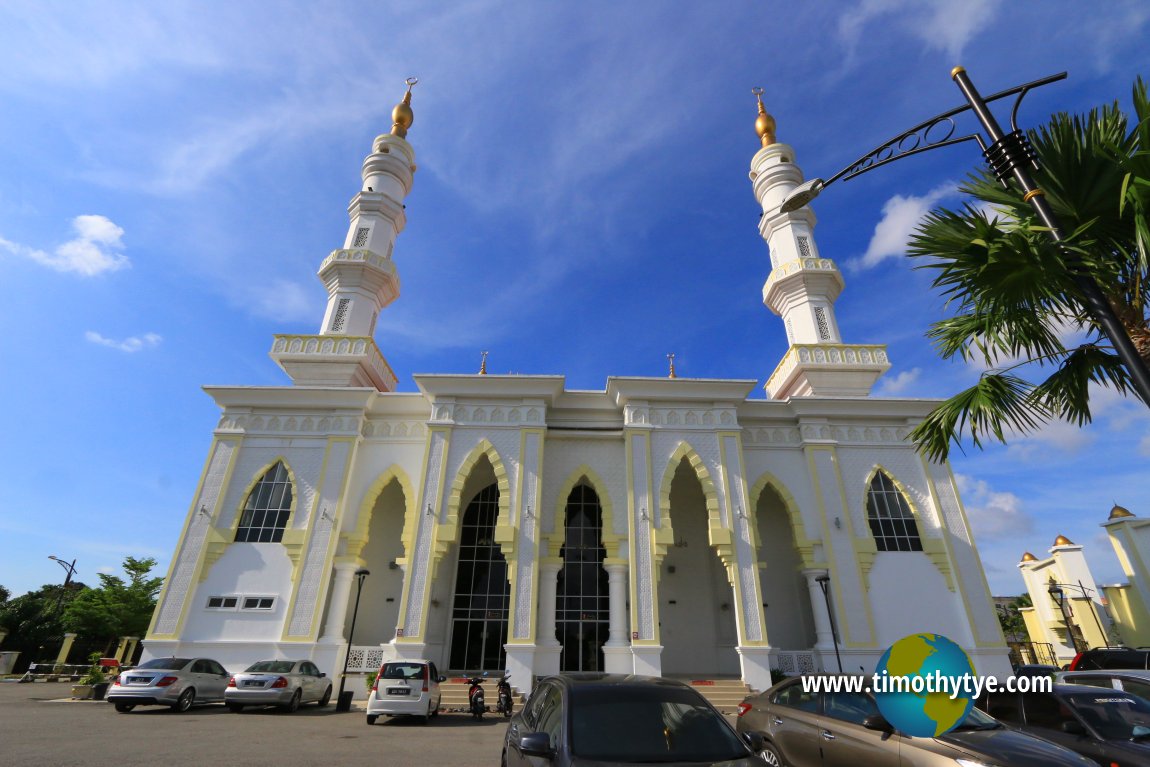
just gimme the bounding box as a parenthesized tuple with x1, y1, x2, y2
(954, 760, 997, 767)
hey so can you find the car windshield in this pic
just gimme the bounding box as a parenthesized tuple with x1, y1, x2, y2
(135, 657, 193, 670)
(570, 686, 747, 763)
(245, 660, 295, 674)
(1066, 691, 1150, 740)
(950, 706, 1002, 730)
(381, 663, 425, 680)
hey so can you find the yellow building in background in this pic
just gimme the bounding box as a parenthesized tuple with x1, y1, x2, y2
(1101, 505, 1150, 648)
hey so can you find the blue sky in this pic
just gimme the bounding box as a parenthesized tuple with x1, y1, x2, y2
(1, 1, 1148, 600)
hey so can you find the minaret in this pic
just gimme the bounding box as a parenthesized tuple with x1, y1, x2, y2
(749, 89, 890, 398)
(270, 78, 420, 391)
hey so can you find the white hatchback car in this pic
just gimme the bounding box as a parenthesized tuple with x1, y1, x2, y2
(365, 659, 444, 725)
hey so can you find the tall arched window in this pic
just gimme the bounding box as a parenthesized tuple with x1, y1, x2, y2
(449, 484, 509, 671)
(557, 483, 608, 672)
(865, 471, 922, 552)
(235, 461, 293, 543)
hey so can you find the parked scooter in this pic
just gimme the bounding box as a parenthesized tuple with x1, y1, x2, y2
(496, 675, 513, 717)
(467, 674, 486, 720)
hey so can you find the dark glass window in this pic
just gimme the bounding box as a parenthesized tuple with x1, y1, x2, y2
(772, 681, 820, 713)
(235, 461, 294, 543)
(449, 484, 509, 671)
(824, 691, 880, 724)
(865, 471, 923, 552)
(557, 484, 609, 672)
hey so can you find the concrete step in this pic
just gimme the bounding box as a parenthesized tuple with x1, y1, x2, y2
(680, 679, 753, 713)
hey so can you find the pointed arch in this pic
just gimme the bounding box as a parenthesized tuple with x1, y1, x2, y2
(862, 465, 924, 552)
(232, 456, 299, 541)
(657, 441, 729, 567)
(747, 470, 816, 568)
(344, 464, 416, 561)
(546, 466, 623, 560)
(434, 439, 514, 568)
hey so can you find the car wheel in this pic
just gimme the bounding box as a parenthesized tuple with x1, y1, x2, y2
(172, 688, 195, 713)
(758, 740, 785, 767)
(431, 697, 440, 718)
(366, 714, 378, 725)
(227, 703, 244, 713)
(114, 703, 135, 713)
(281, 688, 302, 713)
(317, 685, 332, 707)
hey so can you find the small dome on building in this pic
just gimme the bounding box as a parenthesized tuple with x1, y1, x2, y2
(1053, 534, 1074, 547)
(1020, 552, 1038, 562)
(1110, 504, 1135, 520)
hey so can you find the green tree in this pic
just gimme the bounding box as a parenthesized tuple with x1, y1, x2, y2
(997, 594, 1032, 643)
(63, 557, 163, 653)
(0, 581, 86, 664)
(907, 78, 1150, 461)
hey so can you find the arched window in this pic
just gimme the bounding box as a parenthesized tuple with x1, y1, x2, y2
(449, 484, 509, 671)
(557, 483, 608, 672)
(865, 471, 922, 552)
(235, 461, 293, 543)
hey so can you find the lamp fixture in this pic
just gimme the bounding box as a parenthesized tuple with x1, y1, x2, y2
(198, 505, 211, 519)
(387, 560, 399, 570)
(426, 504, 434, 517)
(640, 507, 649, 521)
(320, 507, 334, 522)
(834, 516, 842, 530)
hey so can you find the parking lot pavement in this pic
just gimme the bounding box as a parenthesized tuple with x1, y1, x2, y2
(0, 681, 508, 767)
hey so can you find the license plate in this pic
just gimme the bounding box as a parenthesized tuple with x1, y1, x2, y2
(387, 687, 410, 696)
(127, 677, 149, 685)
(243, 680, 263, 687)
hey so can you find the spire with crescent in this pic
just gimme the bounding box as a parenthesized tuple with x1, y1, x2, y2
(752, 87, 776, 147)
(391, 76, 419, 138)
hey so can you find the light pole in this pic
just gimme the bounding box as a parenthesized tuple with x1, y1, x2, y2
(1048, 581, 1106, 651)
(815, 574, 843, 673)
(779, 68, 1150, 408)
(336, 567, 370, 712)
(47, 556, 77, 621)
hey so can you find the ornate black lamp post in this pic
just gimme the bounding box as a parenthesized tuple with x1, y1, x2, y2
(336, 567, 370, 712)
(815, 574, 843, 673)
(1048, 580, 1106, 651)
(779, 68, 1150, 408)
(47, 555, 77, 621)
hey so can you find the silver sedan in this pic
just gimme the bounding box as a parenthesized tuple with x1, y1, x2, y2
(225, 659, 333, 713)
(107, 657, 231, 713)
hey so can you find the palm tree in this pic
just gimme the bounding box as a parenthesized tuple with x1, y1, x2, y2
(907, 77, 1150, 461)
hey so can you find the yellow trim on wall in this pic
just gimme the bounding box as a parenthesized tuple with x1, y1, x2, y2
(657, 441, 728, 569)
(147, 435, 242, 640)
(345, 464, 416, 561)
(746, 471, 818, 569)
(395, 425, 447, 644)
(546, 465, 624, 560)
(717, 432, 770, 647)
(509, 428, 547, 645)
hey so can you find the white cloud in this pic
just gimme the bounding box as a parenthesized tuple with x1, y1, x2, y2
(85, 331, 162, 353)
(956, 473, 1033, 537)
(851, 184, 955, 270)
(878, 367, 921, 395)
(838, 0, 1001, 61)
(1, 215, 129, 276)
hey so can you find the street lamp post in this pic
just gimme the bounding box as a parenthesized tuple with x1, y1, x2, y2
(779, 68, 1150, 408)
(47, 556, 77, 621)
(336, 568, 370, 712)
(1047, 584, 1084, 654)
(1047, 581, 1107, 651)
(815, 575, 843, 673)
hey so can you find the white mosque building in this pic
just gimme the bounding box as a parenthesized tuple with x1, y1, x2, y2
(143, 83, 1011, 693)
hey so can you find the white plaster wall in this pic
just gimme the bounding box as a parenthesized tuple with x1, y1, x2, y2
(868, 554, 970, 648)
(184, 543, 297, 641)
(540, 437, 628, 543)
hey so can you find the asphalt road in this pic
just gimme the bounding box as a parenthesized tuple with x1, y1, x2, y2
(0, 681, 509, 767)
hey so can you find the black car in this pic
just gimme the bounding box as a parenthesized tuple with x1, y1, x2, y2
(977, 682, 1150, 766)
(1070, 648, 1150, 671)
(502, 674, 766, 766)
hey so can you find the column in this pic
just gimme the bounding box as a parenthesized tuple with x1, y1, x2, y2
(113, 637, 129, 662)
(605, 563, 628, 646)
(321, 562, 359, 642)
(56, 633, 77, 665)
(803, 568, 835, 650)
(535, 561, 562, 676)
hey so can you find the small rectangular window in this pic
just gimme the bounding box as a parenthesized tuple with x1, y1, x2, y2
(206, 596, 238, 609)
(353, 226, 370, 247)
(242, 597, 275, 610)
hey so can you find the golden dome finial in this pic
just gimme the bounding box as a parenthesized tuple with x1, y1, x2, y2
(1053, 534, 1074, 547)
(752, 87, 776, 147)
(1020, 552, 1038, 562)
(1110, 503, 1135, 520)
(390, 76, 419, 138)
(667, 353, 677, 379)
(479, 350, 488, 375)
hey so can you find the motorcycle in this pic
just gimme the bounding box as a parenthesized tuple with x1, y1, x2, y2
(467, 674, 486, 720)
(496, 675, 513, 717)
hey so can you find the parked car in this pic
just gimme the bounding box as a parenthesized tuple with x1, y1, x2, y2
(738, 675, 1097, 767)
(1070, 648, 1150, 671)
(977, 682, 1150, 766)
(224, 659, 333, 712)
(1014, 663, 1061, 679)
(107, 656, 230, 713)
(503, 673, 767, 766)
(365, 659, 444, 725)
(1058, 669, 1150, 700)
